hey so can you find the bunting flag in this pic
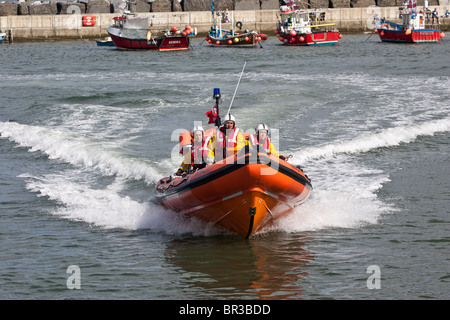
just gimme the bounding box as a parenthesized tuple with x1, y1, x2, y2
(206, 105, 218, 124)
(284, 0, 294, 8)
(407, 0, 416, 12)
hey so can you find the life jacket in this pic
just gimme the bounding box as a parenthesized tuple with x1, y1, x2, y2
(249, 134, 271, 153)
(215, 126, 241, 160)
(191, 136, 211, 170)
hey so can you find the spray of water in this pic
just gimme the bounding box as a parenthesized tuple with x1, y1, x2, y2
(1, 118, 449, 235)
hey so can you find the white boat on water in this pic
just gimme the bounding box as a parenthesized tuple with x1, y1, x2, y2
(0, 31, 6, 43)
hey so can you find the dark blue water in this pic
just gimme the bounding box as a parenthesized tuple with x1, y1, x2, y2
(1, 35, 449, 300)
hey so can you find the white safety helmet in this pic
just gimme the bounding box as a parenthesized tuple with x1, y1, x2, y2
(223, 114, 236, 124)
(255, 123, 270, 134)
(192, 125, 204, 134)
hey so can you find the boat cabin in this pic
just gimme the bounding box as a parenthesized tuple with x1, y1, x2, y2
(279, 10, 312, 34)
(113, 16, 125, 28)
(401, 12, 425, 30)
(279, 8, 327, 34)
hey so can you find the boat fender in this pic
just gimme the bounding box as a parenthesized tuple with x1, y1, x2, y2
(146, 30, 152, 42)
(236, 21, 243, 30)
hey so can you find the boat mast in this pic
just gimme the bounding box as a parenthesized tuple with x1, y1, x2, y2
(213, 88, 221, 127)
(210, 0, 216, 36)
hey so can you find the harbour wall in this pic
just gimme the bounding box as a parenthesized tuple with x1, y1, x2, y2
(1, 5, 449, 41)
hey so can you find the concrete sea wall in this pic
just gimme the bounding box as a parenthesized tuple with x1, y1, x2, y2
(0, 2, 449, 41)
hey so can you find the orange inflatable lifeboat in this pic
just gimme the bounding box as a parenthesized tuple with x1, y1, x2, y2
(155, 146, 312, 238)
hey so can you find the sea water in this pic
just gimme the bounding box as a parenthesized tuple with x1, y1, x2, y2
(0, 36, 449, 300)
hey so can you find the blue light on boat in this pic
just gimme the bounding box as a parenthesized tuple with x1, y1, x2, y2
(213, 88, 221, 99)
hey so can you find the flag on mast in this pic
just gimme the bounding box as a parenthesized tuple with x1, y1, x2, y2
(284, 0, 294, 9)
(407, 0, 417, 13)
(206, 105, 218, 124)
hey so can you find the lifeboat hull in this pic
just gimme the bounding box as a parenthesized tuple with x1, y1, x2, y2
(155, 151, 312, 238)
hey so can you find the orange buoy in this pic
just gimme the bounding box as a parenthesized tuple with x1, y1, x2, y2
(440, 32, 445, 38)
(380, 31, 385, 36)
(244, 36, 249, 41)
(257, 36, 261, 41)
(205, 36, 209, 41)
(299, 36, 305, 42)
(405, 29, 411, 35)
(338, 33, 343, 39)
(172, 26, 177, 32)
(216, 40, 220, 45)
(228, 39, 232, 45)
(275, 29, 279, 35)
(290, 29, 296, 36)
(278, 36, 284, 42)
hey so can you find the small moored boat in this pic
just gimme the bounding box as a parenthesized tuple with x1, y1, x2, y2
(96, 37, 114, 47)
(107, 15, 195, 51)
(204, 0, 266, 47)
(275, 3, 341, 46)
(0, 31, 6, 44)
(375, 2, 445, 43)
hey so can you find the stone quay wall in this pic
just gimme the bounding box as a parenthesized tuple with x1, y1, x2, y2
(0, 0, 449, 41)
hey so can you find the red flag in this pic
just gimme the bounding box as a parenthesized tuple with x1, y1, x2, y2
(206, 105, 218, 124)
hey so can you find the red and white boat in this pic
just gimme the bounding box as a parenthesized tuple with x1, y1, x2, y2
(107, 15, 195, 51)
(375, 2, 445, 43)
(275, 3, 341, 46)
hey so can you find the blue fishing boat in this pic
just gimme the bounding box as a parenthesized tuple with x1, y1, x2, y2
(0, 31, 6, 44)
(204, 0, 266, 47)
(96, 37, 114, 47)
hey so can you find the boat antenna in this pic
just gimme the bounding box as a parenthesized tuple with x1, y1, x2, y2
(227, 61, 247, 115)
(213, 88, 221, 127)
